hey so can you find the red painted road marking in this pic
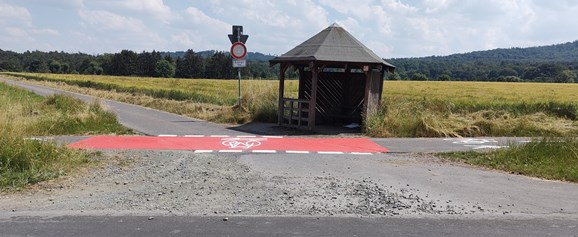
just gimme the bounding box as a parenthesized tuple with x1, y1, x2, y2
(68, 136, 388, 154)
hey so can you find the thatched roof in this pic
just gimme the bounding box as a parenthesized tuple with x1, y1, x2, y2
(270, 23, 395, 70)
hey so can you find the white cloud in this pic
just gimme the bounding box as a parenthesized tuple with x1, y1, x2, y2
(167, 6, 230, 51)
(0, 0, 576, 57)
(0, 2, 61, 51)
(76, 9, 167, 53)
(0, 2, 32, 26)
(81, 0, 173, 22)
(79, 9, 146, 32)
(25, 0, 83, 9)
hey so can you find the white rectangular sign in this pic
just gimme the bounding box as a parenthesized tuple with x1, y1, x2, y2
(232, 59, 246, 68)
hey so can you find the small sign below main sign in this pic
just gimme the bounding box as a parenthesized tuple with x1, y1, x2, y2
(233, 59, 246, 68)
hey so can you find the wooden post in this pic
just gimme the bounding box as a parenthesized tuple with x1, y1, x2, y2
(308, 62, 318, 130)
(365, 66, 383, 119)
(277, 64, 288, 126)
(363, 65, 371, 113)
(377, 68, 385, 108)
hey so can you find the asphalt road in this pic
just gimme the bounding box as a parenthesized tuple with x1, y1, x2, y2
(2, 77, 577, 237)
(1, 215, 576, 237)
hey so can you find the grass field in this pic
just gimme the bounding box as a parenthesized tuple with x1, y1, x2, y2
(2, 72, 577, 183)
(3, 72, 578, 137)
(0, 82, 130, 190)
(440, 137, 578, 182)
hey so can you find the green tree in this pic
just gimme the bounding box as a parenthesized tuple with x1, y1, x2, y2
(438, 74, 451, 81)
(108, 50, 138, 76)
(411, 72, 428, 81)
(175, 50, 204, 78)
(154, 59, 175, 78)
(205, 51, 234, 79)
(387, 72, 401, 80)
(557, 70, 577, 83)
(48, 60, 62, 73)
(27, 60, 47, 73)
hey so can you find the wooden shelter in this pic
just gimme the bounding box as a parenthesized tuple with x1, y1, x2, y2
(270, 23, 395, 130)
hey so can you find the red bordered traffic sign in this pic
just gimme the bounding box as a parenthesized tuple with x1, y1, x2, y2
(230, 42, 247, 59)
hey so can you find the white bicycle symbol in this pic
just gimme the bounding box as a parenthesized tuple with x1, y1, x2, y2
(221, 138, 265, 149)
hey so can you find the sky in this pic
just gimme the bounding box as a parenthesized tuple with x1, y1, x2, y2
(1, 0, 577, 58)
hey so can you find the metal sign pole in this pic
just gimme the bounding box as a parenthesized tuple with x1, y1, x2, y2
(228, 25, 248, 108)
(237, 27, 241, 108)
(237, 68, 241, 107)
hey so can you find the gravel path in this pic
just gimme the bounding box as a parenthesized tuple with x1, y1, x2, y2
(0, 150, 496, 218)
(2, 148, 578, 221)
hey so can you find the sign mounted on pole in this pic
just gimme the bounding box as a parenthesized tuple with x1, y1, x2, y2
(227, 25, 249, 107)
(232, 59, 246, 68)
(230, 42, 247, 60)
(228, 25, 249, 44)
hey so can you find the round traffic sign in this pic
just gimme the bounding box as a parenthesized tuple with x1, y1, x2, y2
(230, 42, 247, 59)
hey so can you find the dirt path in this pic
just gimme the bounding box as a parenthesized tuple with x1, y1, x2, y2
(3, 150, 577, 220)
(0, 151, 484, 217)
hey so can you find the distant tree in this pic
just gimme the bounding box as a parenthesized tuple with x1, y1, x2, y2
(108, 50, 138, 76)
(438, 74, 451, 81)
(163, 55, 174, 64)
(79, 59, 103, 75)
(48, 60, 62, 73)
(557, 70, 577, 83)
(175, 50, 204, 78)
(411, 72, 428, 81)
(154, 59, 175, 78)
(61, 63, 70, 73)
(0, 59, 21, 72)
(205, 51, 234, 79)
(387, 72, 401, 80)
(497, 76, 524, 82)
(136, 51, 161, 77)
(27, 60, 47, 73)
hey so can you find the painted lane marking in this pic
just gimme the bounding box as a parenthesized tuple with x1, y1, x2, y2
(252, 150, 277, 153)
(285, 151, 311, 154)
(263, 136, 283, 139)
(184, 135, 205, 138)
(219, 150, 243, 153)
(158, 134, 178, 137)
(351, 152, 373, 155)
(194, 150, 214, 153)
(318, 151, 345, 155)
(69, 136, 389, 155)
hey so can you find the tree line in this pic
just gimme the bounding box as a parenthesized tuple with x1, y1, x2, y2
(0, 49, 279, 79)
(2, 40, 578, 83)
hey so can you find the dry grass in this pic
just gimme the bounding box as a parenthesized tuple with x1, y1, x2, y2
(0, 82, 131, 189)
(382, 81, 578, 103)
(4, 72, 577, 137)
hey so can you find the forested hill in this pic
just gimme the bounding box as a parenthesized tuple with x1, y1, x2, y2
(387, 40, 578, 82)
(162, 50, 275, 61)
(1, 41, 576, 82)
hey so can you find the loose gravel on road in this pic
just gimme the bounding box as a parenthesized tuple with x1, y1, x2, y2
(1, 150, 497, 217)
